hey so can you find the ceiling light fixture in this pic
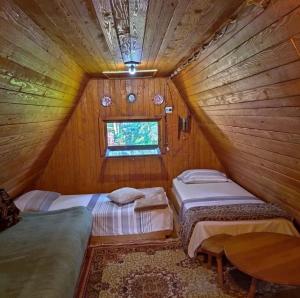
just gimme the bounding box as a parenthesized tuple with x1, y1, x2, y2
(102, 69, 158, 79)
(128, 64, 136, 75)
(125, 61, 140, 75)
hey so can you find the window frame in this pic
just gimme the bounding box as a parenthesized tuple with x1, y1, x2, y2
(101, 116, 164, 158)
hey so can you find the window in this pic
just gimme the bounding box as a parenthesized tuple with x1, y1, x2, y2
(105, 120, 161, 157)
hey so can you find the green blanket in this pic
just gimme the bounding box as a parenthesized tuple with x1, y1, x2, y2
(0, 207, 92, 298)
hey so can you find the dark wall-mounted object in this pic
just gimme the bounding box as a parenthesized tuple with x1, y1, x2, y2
(178, 115, 191, 138)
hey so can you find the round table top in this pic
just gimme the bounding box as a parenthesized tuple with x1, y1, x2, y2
(224, 232, 300, 286)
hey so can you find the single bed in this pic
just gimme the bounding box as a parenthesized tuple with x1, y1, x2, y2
(0, 207, 92, 298)
(15, 188, 174, 242)
(172, 176, 299, 258)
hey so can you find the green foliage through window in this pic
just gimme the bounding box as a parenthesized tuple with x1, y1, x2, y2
(107, 121, 158, 147)
(105, 120, 160, 157)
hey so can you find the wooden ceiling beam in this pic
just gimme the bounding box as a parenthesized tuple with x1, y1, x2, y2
(91, 0, 149, 67)
(91, 0, 123, 67)
(128, 0, 148, 63)
(110, 0, 131, 63)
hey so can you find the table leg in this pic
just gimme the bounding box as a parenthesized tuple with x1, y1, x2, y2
(216, 256, 223, 287)
(247, 278, 257, 298)
(207, 255, 212, 269)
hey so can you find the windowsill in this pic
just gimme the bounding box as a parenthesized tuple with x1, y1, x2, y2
(105, 148, 161, 158)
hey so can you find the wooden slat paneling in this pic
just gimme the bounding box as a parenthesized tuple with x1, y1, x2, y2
(0, 0, 86, 197)
(36, 78, 223, 194)
(173, 0, 300, 220)
(13, 0, 242, 74)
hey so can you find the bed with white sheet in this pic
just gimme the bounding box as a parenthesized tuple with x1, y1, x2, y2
(172, 170, 299, 258)
(15, 189, 173, 239)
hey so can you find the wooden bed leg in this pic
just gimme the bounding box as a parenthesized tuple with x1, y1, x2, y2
(207, 255, 212, 269)
(216, 256, 223, 287)
(247, 278, 257, 298)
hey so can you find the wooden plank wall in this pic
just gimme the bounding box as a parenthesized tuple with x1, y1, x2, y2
(0, 0, 86, 196)
(36, 78, 223, 194)
(173, 0, 300, 219)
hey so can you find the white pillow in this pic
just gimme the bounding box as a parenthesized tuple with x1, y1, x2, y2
(177, 169, 226, 181)
(14, 190, 60, 211)
(181, 175, 229, 184)
(107, 187, 145, 205)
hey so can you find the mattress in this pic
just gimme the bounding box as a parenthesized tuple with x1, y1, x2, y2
(49, 191, 173, 237)
(173, 178, 255, 208)
(0, 207, 92, 298)
(172, 178, 299, 257)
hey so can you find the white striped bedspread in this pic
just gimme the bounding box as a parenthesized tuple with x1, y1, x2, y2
(48, 192, 173, 237)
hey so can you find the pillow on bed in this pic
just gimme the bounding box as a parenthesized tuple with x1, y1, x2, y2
(0, 189, 20, 231)
(181, 175, 229, 184)
(179, 170, 229, 184)
(108, 187, 145, 205)
(14, 190, 61, 212)
(177, 169, 226, 181)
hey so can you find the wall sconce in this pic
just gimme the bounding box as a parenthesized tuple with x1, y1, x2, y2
(178, 115, 191, 139)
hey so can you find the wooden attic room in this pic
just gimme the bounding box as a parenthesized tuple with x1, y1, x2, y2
(1, 0, 300, 297)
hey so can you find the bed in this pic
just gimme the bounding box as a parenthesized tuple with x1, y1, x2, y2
(15, 188, 174, 242)
(172, 173, 299, 258)
(0, 207, 92, 298)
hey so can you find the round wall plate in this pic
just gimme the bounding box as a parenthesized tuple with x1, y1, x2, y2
(127, 93, 136, 103)
(101, 96, 112, 107)
(153, 94, 164, 105)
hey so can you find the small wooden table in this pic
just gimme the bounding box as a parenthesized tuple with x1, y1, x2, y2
(224, 232, 300, 298)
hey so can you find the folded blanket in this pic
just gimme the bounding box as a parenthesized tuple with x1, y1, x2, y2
(134, 192, 168, 212)
(140, 187, 165, 198)
(180, 196, 292, 254)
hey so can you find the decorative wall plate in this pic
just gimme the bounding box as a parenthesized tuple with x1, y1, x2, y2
(153, 94, 164, 105)
(127, 93, 136, 103)
(101, 96, 112, 107)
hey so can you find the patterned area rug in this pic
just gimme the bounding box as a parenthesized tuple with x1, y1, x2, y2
(78, 241, 299, 298)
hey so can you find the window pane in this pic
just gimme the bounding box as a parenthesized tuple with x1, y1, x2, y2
(107, 121, 159, 147)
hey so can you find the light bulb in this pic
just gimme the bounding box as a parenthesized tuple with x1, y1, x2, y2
(128, 64, 136, 75)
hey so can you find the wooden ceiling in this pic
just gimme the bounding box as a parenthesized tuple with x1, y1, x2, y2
(12, 0, 244, 75)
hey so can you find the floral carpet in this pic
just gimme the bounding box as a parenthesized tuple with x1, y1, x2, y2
(78, 240, 299, 298)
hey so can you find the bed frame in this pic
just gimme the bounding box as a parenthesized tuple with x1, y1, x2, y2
(167, 188, 180, 214)
(89, 229, 173, 246)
